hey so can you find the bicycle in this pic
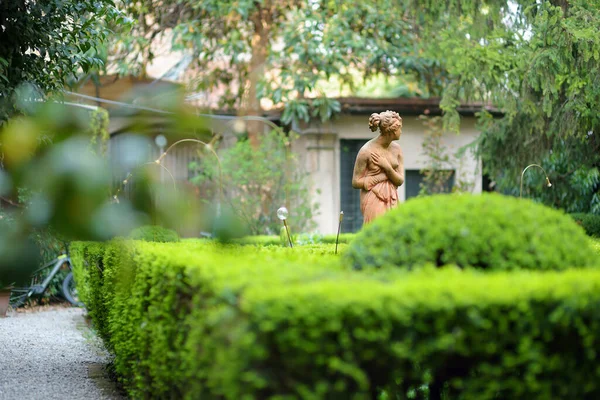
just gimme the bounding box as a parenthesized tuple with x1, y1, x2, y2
(9, 253, 83, 308)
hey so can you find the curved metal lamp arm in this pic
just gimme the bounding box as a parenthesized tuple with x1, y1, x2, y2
(143, 161, 177, 190)
(108, 115, 281, 205)
(519, 164, 552, 198)
(163, 139, 224, 205)
(112, 138, 224, 207)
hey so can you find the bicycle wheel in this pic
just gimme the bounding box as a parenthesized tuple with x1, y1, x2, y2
(62, 272, 83, 307)
(9, 287, 31, 309)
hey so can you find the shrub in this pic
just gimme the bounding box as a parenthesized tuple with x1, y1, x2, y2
(321, 233, 356, 244)
(591, 238, 600, 256)
(73, 240, 346, 397)
(128, 225, 179, 242)
(233, 233, 356, 247)
(233, 235, 281, 246)
(241, 268, 600, 400)
(345, 193, 598, 271)
(70, 241, 110, 340)
(570, 213, 600, 237)
(73, 240, 600, 399)
(189, 129, 318, 235)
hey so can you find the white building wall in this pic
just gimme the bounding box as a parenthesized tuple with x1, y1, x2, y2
(295, 115, 483, 234)
(292, 133, 339, 234)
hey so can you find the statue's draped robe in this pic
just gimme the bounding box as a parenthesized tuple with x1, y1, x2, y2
(359, 162, 398, 224)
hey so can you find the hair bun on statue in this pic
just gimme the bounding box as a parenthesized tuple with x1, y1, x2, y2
(368, 113, 381, 132)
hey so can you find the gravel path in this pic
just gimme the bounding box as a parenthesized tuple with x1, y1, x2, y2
(0, 307, 123, 400)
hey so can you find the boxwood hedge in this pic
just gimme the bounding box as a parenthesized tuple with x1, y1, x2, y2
(233, 233, 356, 246)
(345, 193, 598, 271)
(73, 240, 600, 399)
(128, 225, 180, 242)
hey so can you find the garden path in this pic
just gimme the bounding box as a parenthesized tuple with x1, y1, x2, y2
(0, 307, 124, 400)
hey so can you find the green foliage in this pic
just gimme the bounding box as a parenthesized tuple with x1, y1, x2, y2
(18, 189, 67, 263)
(0, 213, 69, 300)
(25, 228, 70, 303)
(591, 238, 600, 256)
(570, 213, 600, 237)
(234, 233, 356, 247)
(233, 235, 281, 246)
(70, 241, 129, 343)
(0, 105, 107, 296)
(97, 1, 600, 217)
(178, 0, 419, 120)
(417, 115, 476, 195)
(321, 233, 357, 245)
(0, 0, 118, 121)
(345, 193, 598, 271)
(87, 108, 110, 157)
(190, 130, 317, 235)
(0, 93, 209, 291)
(74, 239, 600, 399)
(419, 1, 600, 212)
(72, 239, 343, 396)
(128, 225, 180, 243)
(105, 0, 444, 124)
(243, 267, 600, 400)
(281, 97, 343, 125)
(512, 136, 600, 214)
(418, 115, 456, 196)
(0, 217, 40, 288)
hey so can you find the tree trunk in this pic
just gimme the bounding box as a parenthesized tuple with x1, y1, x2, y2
(244, 4, 271, 148)
(550, 0, 569, 15)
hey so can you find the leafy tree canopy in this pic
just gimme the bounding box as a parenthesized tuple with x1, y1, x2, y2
(85, 0, 600, 212)
(416, 0, 600, 212)
(0, 0, 122, 121)
(101, 0, 447, 126)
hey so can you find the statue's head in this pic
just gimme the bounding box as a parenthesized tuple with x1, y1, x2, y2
(368, 110, 402, 140)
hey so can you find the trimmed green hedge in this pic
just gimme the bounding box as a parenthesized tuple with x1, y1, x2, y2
(70, 240, 132, 344)
(70, 242, 105, 336)
(233, 234, 281, 246)
(179, 238, 349, 255)
(591, 238, 600, 256)
(570, 213, 600, 237)
(242, 268, 600, 400)
(128, 225, 180, 242)
(322, 233, 356, 244)
(233, 233, 356, 246)
(345, 193, 597, 271)
(72, 240, 346, 395)
(73, 240, 600, 399)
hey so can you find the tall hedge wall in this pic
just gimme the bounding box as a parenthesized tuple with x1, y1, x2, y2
(72, 240, 600, 399)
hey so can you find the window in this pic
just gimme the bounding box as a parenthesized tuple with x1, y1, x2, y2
(340, 139, 368, 233)
(405, 169, 455, 200)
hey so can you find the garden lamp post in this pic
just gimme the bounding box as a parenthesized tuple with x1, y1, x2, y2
(335, 211, 344, 255)
(519, 164, 552, 198)
(277, 207, 293, 248)
(155, 134, 167, 180)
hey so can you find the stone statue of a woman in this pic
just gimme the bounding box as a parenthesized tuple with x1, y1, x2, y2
(351, 110, 405, 224)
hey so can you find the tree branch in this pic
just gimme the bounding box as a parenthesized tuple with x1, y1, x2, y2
(0, 196, 23, 208)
